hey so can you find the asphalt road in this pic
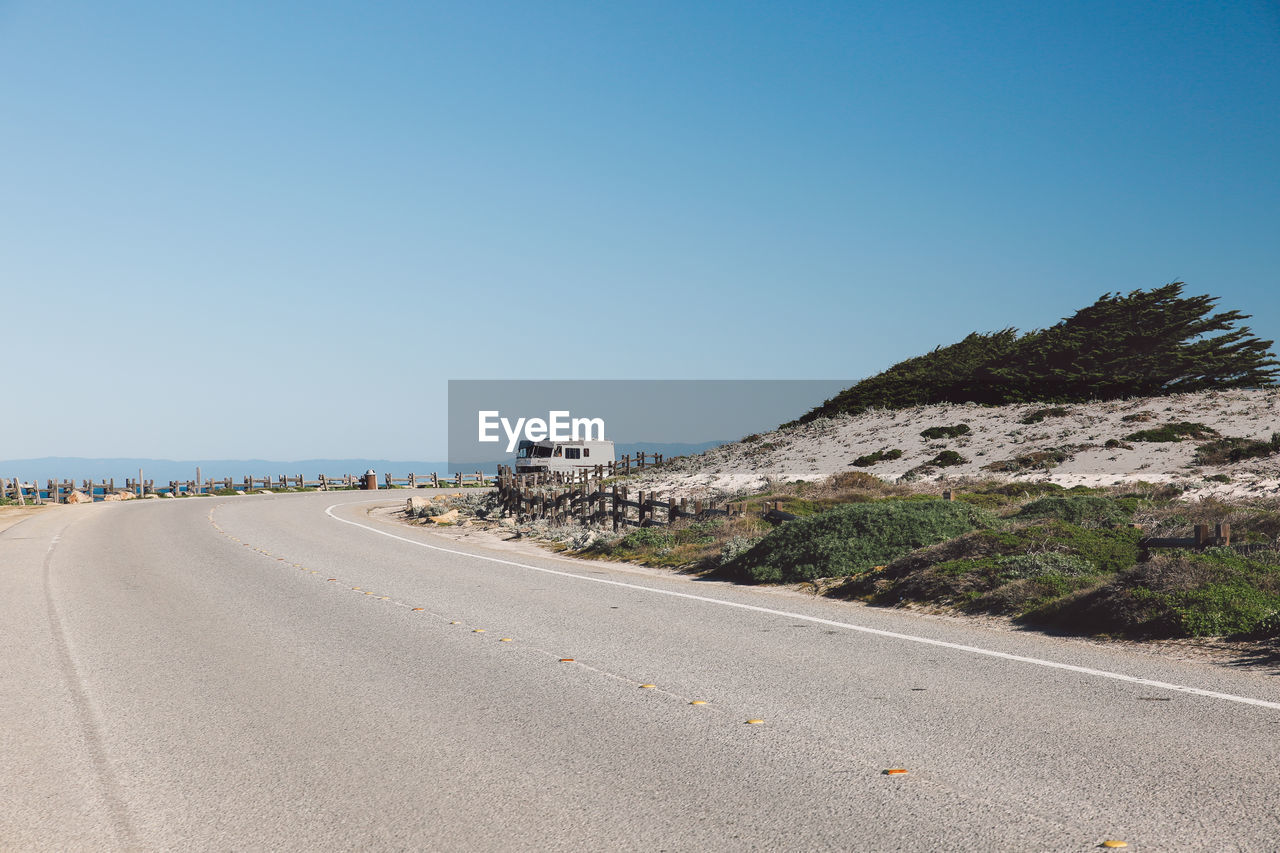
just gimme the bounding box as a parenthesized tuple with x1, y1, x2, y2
(4, 491, 1279, 851)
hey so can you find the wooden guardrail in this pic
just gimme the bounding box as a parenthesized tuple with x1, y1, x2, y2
(496, 464, 764, 530)
(2, 453, 670, 505)
(495, 481, 965, 530)
(1, 471, 496, 504)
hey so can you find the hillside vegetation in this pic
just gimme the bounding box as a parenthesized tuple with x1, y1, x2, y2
(521, 474, 1280, 644)
(796, 283, 1278, 423)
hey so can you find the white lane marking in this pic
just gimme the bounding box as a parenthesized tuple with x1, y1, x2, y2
(325, 500, 1280, 712)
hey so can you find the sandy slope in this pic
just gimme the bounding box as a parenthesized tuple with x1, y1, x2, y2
(628, 389, 1280, 499)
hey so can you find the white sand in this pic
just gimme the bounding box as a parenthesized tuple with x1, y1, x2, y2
(628, 389, 1280, 499)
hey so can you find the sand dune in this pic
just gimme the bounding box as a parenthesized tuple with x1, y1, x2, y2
(630, 389, 1280, 499)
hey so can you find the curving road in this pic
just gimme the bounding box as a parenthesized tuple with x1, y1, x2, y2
(4, 491, 1279, 851)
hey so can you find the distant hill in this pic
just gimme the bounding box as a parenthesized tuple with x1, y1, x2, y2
(0, 441, 728, 483)
(436, 441, 730, 473)
(794, 283, 1278, 424)
(0, 458, 450, 483)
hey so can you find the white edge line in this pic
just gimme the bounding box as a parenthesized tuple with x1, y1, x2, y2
(325, 499, 1280, 712)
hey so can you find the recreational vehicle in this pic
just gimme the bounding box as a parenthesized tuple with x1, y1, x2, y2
(514, 438, 615, 475)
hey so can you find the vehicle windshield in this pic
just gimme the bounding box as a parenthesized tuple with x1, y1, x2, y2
(516, 441, 554, 458)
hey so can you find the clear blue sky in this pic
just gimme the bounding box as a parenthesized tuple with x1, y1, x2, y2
(3, 0, 1277, 460)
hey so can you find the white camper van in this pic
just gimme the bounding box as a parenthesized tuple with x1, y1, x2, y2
(514, 438, 615, 475)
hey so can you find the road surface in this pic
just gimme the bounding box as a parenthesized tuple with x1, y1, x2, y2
(3, 491, 1278, 851)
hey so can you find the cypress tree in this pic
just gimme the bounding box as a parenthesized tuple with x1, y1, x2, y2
(795, 283, 1277, 422)
(992, 283, 1279, 400)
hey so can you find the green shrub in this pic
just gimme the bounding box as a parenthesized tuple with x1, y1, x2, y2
(1194, 433, 1280, 465)
(718, 535, 763, 566)
(1020, 406, 1071, 425)
(852, 448, 903, 467)
(1243, 609, 1280, 641)
(830, 471, 890, 490)
(1205, 473, 1232, 484)
(929, 450, 967, 467)
(954, 492, 1013, 512)
(617, 527, 676, 551)
(885, 522, 1136, 589)
(728, 499, 992, 584)
(920, 424, 971, 440)
(979, 574, 1101, 615)
(854, 521, 1140, 611)
(996, 552, 1097, 580)
(967, 481, 1066, 498)
(598, 521, 723, 561)
(1032, 550, 1280, 638)
(983, 446, 1077, 473)
(897, 464, 934, 483)
(1017, 495, 1138, 526)
(1125, 421, 1217, 442)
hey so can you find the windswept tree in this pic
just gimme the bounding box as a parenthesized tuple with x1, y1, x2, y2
(795, 283, 1277, 423)
(800, 329, 1022, 416)
(987, 283, 1279, 401)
